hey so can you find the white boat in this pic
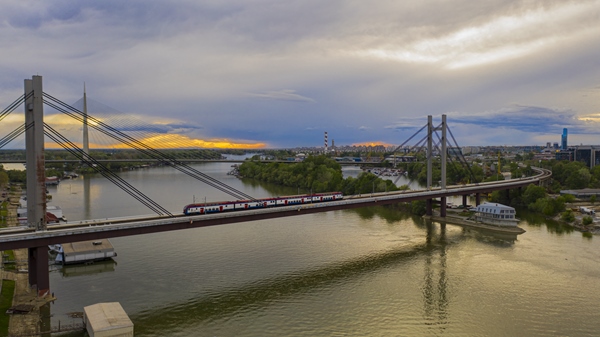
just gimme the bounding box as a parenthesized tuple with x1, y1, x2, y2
(474, 203, 519, 227)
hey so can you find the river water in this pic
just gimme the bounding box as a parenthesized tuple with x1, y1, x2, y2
(38, 160, 600, 336)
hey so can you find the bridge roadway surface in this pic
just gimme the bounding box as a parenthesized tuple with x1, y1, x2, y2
(0, 168, 551, 250)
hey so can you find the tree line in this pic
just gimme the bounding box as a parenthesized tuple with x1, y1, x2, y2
(238, 155, 404, 195)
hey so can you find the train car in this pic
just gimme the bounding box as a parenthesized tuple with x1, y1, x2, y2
(183, 192, 343, 216)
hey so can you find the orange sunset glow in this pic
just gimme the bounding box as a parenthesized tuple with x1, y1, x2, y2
(351, 141, 393, 147)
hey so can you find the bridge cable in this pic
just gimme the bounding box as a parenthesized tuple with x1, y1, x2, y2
(446, 126, 478, 183)
(43, 93, 256, 201)
(0, 123, 31, 149)
(44, 125, 172, 216)
(0, 93, 29, 123)
(431, 131, 466, 184)
(70, 96, 219, 159)
(44, 123, 174, 216)
(43, 92, 255, 201)
(340, 124, 431, 195)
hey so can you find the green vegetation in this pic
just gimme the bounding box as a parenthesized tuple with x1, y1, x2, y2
(582, 216, 593, 226)
(0, 148, 223, 187)
(0, 201, 8, 227)
(3, 251, 15, 271)
(560, 210, 575, 223)
(0, 279, 15, 335)
(402, 160, 486, 185)
(238, 155, 402, 194)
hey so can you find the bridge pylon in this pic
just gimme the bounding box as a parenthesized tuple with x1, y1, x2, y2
(24, 75, 50, 297)
(426, 115, 447, 217)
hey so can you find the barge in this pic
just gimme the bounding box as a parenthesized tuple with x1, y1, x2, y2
(54, 239, 117, 265)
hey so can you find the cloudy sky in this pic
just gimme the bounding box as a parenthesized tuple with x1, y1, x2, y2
(1, 0, 600, 149)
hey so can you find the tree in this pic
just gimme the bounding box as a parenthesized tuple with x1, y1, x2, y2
(561, 210, 575, 223)
(590, 195, 597, 205)
(411, 200, 427, 216)
(0, 171, 8, 187)
(566, 168, 591, 189)
(582, 216, 593, 226)
(562, 194, 576, 203)
(522, 184, 547, 205)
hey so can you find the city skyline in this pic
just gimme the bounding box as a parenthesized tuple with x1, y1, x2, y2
(1, 1, 600, 149)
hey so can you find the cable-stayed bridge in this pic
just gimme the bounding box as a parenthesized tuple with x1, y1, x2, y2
(1, 76, 551, 296)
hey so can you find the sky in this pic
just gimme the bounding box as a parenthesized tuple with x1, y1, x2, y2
(1, 0, 600, 149)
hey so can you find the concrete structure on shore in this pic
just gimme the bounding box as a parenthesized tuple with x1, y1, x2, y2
(84, 302, 133, 337)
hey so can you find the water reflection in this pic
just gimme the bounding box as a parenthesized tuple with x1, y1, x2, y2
(59, 260, 117, 278)
(519, 209, 574, 235)
(422, 221, 449, 332)
(131, 231, 464, 336)
(347, 205, 413, 224)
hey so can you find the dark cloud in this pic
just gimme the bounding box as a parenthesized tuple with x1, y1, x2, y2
(450, 105, 598, 134)
(247, 90, 316, 103)
(2, 0, 600, 147)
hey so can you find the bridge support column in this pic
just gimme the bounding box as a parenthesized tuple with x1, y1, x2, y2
(25, 75, 48, 297)
(28, 246, 50, 297)
(462, 195, 468, 207)
(426, 199, 433, 216)
(440, 196, 447, 217)
(475, 193, 481, 206)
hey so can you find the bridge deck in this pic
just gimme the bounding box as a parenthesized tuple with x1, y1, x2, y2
(0, 168, 551, 250)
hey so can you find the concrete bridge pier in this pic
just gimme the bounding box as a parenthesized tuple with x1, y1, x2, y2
(475, 193, 481, 206)
(462, 195, 468, 207)
(28, 246, 50, 297)
(426, 199, 433, 216)
(25, 75, 49, 297)
(440, 197, 447, 217)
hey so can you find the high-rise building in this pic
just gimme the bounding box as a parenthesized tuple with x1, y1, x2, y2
(561, 128, 568, 150)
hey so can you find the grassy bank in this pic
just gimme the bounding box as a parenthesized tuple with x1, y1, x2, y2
(0, 279, 16, 335)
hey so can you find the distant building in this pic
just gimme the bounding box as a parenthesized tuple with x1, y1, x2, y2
(560, 189, 600, 200)
(555, 150, 573, 162)
(554, 145, 600, 169)
(573, 146, 600, 169)
(561, 128, 568, 150)
(462, 146, 480, 155)
(447, 147, 463, 156)
(553, 142, 559, 149)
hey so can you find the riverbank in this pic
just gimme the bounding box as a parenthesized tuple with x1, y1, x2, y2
(1, 187, 56, 336)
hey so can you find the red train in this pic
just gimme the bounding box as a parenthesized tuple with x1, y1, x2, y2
(183, 192, 343, 215)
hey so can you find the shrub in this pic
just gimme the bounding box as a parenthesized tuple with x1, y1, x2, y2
(561, 210, 575, 223)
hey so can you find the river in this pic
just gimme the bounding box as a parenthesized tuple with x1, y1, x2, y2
(35, 160, 600, 336)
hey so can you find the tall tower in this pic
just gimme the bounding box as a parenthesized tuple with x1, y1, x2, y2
(561, 128, 568, 150)
(83, 83, 90, 155)
(324, 131, 328, 153)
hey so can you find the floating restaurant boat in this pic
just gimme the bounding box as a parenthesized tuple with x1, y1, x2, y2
(54, 239, 117, 265)
(473, 202, 519, 227)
